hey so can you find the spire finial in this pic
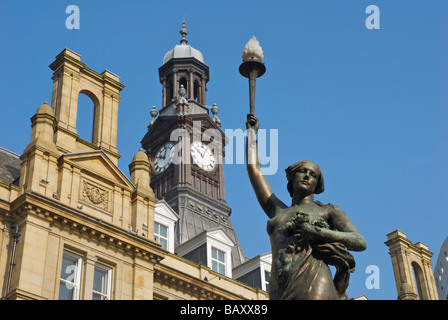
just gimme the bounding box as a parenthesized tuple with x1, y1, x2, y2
(180, 18, 188, 45)
(149, 105, 158, 126)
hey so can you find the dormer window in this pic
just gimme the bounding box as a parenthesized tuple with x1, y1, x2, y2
(154, 200, 179, 253)
(175, 227, 235, 278)
(232, 252, 272, 292)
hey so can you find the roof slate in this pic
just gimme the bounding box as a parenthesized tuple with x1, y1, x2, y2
(0, 147, 21, 186)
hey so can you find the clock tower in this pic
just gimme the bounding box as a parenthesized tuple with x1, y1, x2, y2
(141, 22, 246, 268)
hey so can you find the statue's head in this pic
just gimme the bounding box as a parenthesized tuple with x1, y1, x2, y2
(285, 160, 325, 197)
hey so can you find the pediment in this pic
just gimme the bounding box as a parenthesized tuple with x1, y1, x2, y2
(58, 150, 134, 189)
(206, 227, 234, 247)
(155, 199, 179, 222)
(260, 252, 272, 264)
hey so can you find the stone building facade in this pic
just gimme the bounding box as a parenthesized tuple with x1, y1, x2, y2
(385, 230, 439, 300)
(0, 25, 269, 300)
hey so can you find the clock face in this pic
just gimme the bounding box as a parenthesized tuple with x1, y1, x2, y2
(154, 142, 174, 173)
(191, 141, 216, 171)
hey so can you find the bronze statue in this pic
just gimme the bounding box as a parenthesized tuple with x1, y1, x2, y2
(245, 114, 366, 300)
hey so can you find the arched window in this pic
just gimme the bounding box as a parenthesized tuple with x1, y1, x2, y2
(194, 80, 200, 102)
(411, 262, 425, 298)
(76, 91, 98, 143)
(165, 76, 173, 106)
(179, 77, 188, 97)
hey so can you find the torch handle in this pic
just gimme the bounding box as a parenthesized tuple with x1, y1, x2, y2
(249, 69, 259, 115)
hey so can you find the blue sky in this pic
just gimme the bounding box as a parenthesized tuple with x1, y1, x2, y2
(1, 0, 447, 300)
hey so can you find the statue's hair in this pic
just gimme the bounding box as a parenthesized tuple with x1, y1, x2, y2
(285, 160, 325, 197)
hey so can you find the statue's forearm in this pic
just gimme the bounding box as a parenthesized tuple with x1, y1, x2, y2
(317, 228, 366, 252)
(245, 128, 275, 215)
(246, 130, 263, 193)
(246, 128, 260, 169)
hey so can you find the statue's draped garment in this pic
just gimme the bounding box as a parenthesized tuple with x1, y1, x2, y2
(268, 203, 355, 300)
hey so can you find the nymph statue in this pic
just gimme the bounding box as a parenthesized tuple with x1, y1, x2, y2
(245, 114, 366, 300)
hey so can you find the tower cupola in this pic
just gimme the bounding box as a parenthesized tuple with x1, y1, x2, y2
(158, 21, 209, 109)
(162, 21, 205, 65)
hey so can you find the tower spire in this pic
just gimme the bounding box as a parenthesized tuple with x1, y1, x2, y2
(180, 18, 188, 45)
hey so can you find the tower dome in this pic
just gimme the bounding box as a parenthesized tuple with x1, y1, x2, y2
(36, 101, 54, 116)
(162, 21, 204, 65)
(132, 148, 149, 162)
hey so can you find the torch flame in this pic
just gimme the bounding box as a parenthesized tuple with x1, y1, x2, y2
(242, 36, 264, 62)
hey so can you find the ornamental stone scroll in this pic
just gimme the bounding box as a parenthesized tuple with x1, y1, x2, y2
(80, 180, 110, 211)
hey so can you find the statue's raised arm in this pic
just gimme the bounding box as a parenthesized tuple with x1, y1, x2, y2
(246, 114, 287, 218)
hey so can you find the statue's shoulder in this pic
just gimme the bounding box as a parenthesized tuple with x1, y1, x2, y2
(314, 200, 333, 208)
(314, 201, 340, 211)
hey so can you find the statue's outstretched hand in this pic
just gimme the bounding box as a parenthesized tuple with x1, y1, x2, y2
(246, 113, 259, 133)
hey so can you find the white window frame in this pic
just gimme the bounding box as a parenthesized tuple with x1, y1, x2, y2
(211, 247, 227, 275)
(92, 263, 112, 300)
(262, 270, 270, 292)
(154, 200, 179, 253)
(154, 222, 169, 250)
(59, 251, 82, 300)
(259, 254, 272, 292)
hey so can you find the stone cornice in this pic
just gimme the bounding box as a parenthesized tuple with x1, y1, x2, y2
(154, 261, 261, 300)
(21, 142, 61, 160)
(0, 181, 19, 192)
(4, 288, 48, 300)
(0, 198, 15, 222)
(11, 192, 166, 264)
(49, 49, 125, 92)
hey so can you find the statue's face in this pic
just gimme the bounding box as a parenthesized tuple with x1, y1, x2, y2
(292, 162, 319, 195)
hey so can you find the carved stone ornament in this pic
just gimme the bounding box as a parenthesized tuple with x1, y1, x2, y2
(81, 181, 109, 211)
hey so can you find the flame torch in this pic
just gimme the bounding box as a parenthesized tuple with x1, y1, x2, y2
(239, 36, 266, 115)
